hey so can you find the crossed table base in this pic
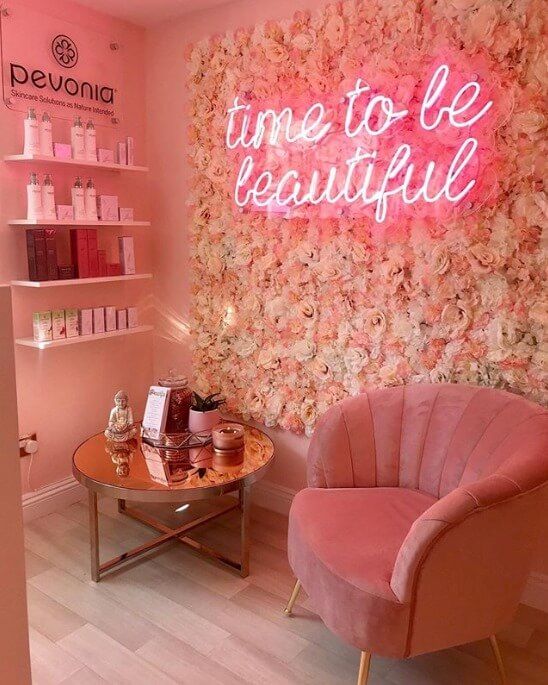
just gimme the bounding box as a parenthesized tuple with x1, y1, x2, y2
(87, 485, 252, 582)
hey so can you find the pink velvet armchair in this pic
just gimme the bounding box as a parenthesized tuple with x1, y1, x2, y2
(284, 384, 548, 684)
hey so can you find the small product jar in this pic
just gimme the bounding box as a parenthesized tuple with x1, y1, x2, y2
(212, 423, 245, 450)
(158, 370, 192, 434)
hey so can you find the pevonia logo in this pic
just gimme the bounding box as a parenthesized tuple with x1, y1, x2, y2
(51, 34, 79, 69)
(226, 54, 499, 224)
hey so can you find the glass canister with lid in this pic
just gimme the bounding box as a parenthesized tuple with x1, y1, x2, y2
(158, 370, 193, 434)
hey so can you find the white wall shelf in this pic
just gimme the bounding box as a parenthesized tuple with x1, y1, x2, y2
(10, 219, 150, 227)
(16, 325, 153, 349)
(4, 154, 149, 173)
(11, 274, 153, 288)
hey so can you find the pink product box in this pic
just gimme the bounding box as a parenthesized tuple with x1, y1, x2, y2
(126, 137, 135, 165)
(116, 309, 127, 330)
(57, 205, 74, 221)
(127, 306, 138, 328)
(97, 195, 119, 221)
(119, 207, 134, 222)
(93, 307, 105, 334)
(105, 306, 116, 332)
(118, 236, 136, 275)
(53, 143, 72, 159)
(97, 148, 115, 164)
(117, 141, 127, 165)
(79, 308, 93, 336)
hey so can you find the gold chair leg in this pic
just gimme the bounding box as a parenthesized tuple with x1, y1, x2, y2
(283, 579, 302, 616)
(357, 650, 371, 685)
(489, 635, 507, 685)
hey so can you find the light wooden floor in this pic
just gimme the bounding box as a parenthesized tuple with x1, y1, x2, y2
(24, 496, 548, 684)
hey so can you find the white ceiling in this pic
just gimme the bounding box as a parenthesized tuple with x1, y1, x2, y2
(73, 0, 235, 27)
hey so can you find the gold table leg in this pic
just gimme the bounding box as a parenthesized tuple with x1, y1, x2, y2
(88, 490, 100, 583)
(284, 579, 302, 616)
(240, 484, 251, 578)
(357, 651, 371, 685)
(489, 635, 507, 685)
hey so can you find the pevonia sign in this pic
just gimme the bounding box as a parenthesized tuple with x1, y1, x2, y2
(226, 56, 498, 224)
(0, 5, 124, 126)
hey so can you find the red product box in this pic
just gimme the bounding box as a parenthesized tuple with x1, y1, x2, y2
(87, 229, 99, 277)
(44, 228, 59, 280)
(106, 262, 122, 276)
(97, 250, 107, 277)
(26, 230, 38, 281)
(70, 228, 89, 279)
(32, 229, 48, 281)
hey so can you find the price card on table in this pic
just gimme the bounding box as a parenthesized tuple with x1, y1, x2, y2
(142, 386, 170, 440)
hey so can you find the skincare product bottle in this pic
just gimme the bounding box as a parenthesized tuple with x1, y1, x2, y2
(41, 174, 57, 220)
(71, 177, 86, 220)
(23, 108, 40, 156)
(39, 112, 54, 156)
(126, 136, 135, 165)
(84, 178, 98, 221)
(71, 116, 85, 160)
(85, 120, 97, 161)
(27, 172, 43, 220)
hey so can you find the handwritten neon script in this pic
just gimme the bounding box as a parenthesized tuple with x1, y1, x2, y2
(225, 64, 494, 223)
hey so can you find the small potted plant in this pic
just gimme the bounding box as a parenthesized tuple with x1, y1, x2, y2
(188, 392, 226, 433)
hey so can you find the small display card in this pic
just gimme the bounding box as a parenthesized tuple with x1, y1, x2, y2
(142, 386, 171, 440)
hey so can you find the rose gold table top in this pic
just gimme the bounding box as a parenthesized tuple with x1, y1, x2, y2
(72, 425, 275, 503)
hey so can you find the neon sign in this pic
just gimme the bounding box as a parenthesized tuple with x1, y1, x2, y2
(225, 61, 496, 223)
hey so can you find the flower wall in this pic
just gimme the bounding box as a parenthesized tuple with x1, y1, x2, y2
(188, 0, 547, 436)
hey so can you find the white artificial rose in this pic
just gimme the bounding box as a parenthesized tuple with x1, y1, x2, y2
(300, 399, 317, 427)
(264, 393, 284, 426)
(529, 299, 548, 327)
(293, 338, 316, 362)
(441, 301, 472, 333)
(364, 308, 387, 338)
(308, 355, 331, 380)
(265, 296, 286, 321)
(344, 347, 369, 374)
(430, 245, 451, 275)
(196, 331, 214, 348)
(296, 242, 319, 265)
(467, 243, 501, 273)
(297, 300, 316, 320)
(257, 347, 281, 370)
(232, 335, 257, 357)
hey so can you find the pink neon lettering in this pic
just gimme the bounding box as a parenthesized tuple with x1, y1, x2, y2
(227, 60, 495, 223)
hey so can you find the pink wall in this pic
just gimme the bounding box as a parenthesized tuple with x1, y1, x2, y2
(0, 286, 31, 684)
(145, 0, 548, 580)
(0, 0, 154, 493)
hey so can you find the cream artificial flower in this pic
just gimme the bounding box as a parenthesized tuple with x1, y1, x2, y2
(292, 338, 316, 362)
(232, 335, 257, 357)
(308, 355, 330, 379)
(296, 242, 319, 265)
(364, 308, 387, 338)
(430, 245, 451, 275)
(297, 300, 316, 320)
(467, 243, 501, 274)
(344, 347, 369, 374)
(441, 301, 472, 332)
(257, 347, 281, 370)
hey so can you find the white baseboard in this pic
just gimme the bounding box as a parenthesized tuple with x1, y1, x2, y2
(22, 476, 86, 523)
(252, 480, 296, 516)
(522, 572, 548, 612)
